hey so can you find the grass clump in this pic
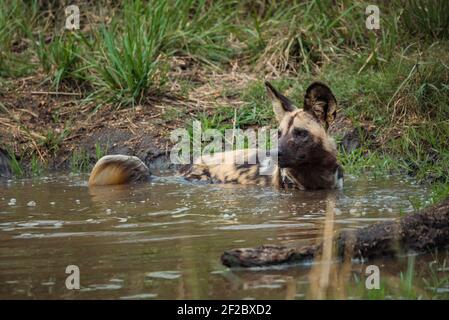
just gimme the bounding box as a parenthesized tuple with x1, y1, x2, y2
(35, 33, 87, 90)
(239, 0, 398, 74)
(94, 143, 108, 161)
(6, 148, 24, 177)
(89, 1, 167, 106)
(40, 128, 70, 156)
(0, 0, 38, 78)
(30, 153, 45, 177)
(70, 148, 91, 173)
(89, 0, 235, 107)
(401, 0, 449, 40)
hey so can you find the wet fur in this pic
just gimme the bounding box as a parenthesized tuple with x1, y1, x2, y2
(182, 82, 343, 190)
(180, 149, 275, 186)
(88, 82, 343, 190)
(88, 155, 150, 186)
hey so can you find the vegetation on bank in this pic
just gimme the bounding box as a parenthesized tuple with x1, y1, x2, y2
(0, 0, 448, 201)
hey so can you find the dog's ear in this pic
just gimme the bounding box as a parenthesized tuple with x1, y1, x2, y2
(303, 82, 337, 130)
(265, 81, 296, 122)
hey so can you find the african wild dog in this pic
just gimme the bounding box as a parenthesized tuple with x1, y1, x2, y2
(88, 82, 343, 190)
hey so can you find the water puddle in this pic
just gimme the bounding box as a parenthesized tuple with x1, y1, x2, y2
(0, 173, 448, 299)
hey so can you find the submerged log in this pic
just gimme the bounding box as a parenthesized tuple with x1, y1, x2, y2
(221, 197, 449, 268)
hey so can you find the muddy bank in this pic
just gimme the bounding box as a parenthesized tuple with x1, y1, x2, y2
(1, 72, 365, 177)
(0, 74, 186, 175)
(0, 123, 363, 178)
(0, 119, 369, 178)
(65, 127, 173, 172)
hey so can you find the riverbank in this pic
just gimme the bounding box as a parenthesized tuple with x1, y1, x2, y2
(1, 0, 448, 202)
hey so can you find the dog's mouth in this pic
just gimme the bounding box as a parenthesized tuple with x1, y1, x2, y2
(277, 157, 289, 168)
(277, 155, 306, 168)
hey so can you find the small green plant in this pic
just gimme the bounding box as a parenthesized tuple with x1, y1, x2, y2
(6, 148, 24, 177)
(0, 0, 37, 78)
(70, 148, 91, 173)
(399, 255, 418, 299)
(423, 258, 449, 299)
(408, 196, 425, 212)
(238, 81, 275, 127)
(88, 0, 236, 107)
(40, 128, 70, 155)
(366, 282, 386, 300)
(349, 272, 386, 300)
(95, 143, 108, 161)
(35, 33, 86, 90)
(89, 0, 168, 106)
(430, 183, 449, 205)
(401, 0, 449, 39)
(30, 153, 44, 177)
(338, 148, 398, 177)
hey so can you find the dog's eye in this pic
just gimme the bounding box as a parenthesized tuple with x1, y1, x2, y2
(278, 129, 282, 138)
(294, 129, 309, 139)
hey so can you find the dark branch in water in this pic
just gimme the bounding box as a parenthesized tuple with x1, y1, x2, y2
(221, 244, 318, 268)
(221, 198, 449, 268)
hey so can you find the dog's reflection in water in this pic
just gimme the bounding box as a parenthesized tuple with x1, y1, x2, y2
(88, 184, 136, 204)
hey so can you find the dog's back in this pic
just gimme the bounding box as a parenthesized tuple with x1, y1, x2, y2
(180, 149, 276, 186)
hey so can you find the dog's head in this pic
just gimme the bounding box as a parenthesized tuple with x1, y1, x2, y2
(265, 81, 338, 169)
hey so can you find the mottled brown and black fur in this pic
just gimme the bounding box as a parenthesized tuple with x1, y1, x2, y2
(88, 82, 343, 190)
(181, 81, 343, 190)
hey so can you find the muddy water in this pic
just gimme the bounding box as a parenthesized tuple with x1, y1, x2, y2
(0, 174, 448, 299)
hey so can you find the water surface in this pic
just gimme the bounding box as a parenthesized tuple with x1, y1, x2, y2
(0, 174, 448, 299)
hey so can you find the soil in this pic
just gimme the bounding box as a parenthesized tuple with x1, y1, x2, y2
(0, 73, 180, 172)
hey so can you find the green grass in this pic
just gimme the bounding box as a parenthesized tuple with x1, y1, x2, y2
(6, 148, 24, 177)
(423, 257, 449, 299)
(70, 148, 91, 173)
(0, 0, 38, 78)
(349, 272, 387, 300)
(94, 143, 109, 161)
(399, 255, 418, 299)
(347, 255, 449, 300)
(35, 33, 87, 90)
(88, 1, 167, 106)
(40, 128, 70, 156)
(87, 0, 235, 106)
(338, 149, 398, 176)
(430, 183, 449, 205)
(30, 153, 44, 177)
(401, 0, 449, 40)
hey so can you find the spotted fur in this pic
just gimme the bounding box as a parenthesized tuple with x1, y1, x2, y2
(180, 149, 274, 186)
(181, 82, 343, 190)
(88, 82, 343, 190)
